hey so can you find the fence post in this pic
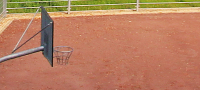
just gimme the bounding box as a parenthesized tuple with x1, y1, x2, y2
(68, 0, 71, 14)
(136, 0, 139, 11)
(5, 0, 7, 16)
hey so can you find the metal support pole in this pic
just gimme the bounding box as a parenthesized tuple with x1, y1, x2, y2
(136, 0, 139, 11)
(12, 7, 40, 53)
(0, 46, 44, 63)
(68, 0, 71, 14)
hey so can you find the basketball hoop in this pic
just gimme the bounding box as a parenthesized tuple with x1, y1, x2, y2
(53, 46, 73, 65)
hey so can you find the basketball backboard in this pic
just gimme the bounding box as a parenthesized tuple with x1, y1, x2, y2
(41, 6, 54, 67)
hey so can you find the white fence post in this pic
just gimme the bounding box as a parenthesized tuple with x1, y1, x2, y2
(68, 0, 71, 14)
(5, 0, 7, 16)
(136, 0, 139, 11)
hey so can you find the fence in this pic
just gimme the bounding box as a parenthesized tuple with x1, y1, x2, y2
(0, 0, 6, 21)
(4, 0, 200, 14)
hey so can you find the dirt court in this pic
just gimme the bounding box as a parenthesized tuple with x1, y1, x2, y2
(0, 11, 200, 89)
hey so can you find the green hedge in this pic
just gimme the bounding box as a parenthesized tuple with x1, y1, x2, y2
(7, 0, 200, 13)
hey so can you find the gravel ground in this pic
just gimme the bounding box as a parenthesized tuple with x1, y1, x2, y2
(1, 10, 200, 89)
(1, 7, 200, 34)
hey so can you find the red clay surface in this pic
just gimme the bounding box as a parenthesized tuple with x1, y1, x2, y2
(1, 13, 200, 90)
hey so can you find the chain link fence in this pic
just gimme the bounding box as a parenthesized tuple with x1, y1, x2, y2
(0, 0, 6, 21)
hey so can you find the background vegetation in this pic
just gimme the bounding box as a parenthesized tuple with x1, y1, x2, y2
(7, 0, 200, 13)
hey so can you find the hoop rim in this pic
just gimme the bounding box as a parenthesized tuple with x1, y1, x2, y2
(53, 46, 73, 53)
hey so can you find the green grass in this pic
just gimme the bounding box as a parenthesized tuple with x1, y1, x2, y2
(7, 0, 200, 13)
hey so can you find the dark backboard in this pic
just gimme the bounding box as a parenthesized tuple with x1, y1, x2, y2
(41, 6, 54, 67)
